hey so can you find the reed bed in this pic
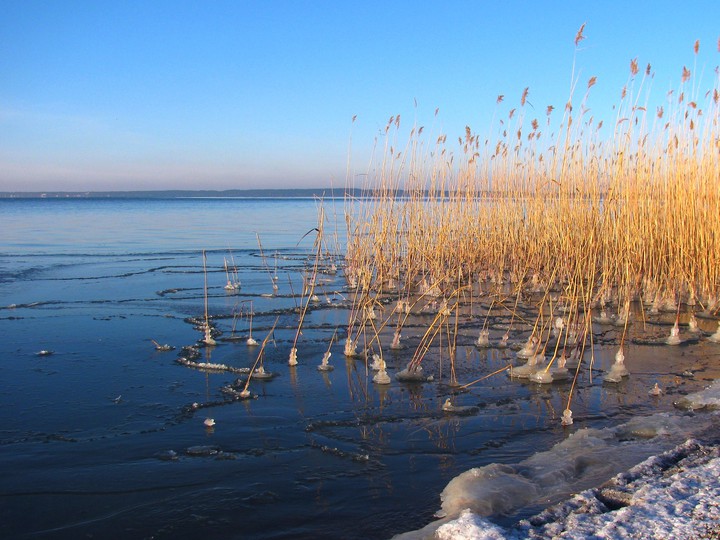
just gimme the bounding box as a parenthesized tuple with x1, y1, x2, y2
(342, 32, 720, 412)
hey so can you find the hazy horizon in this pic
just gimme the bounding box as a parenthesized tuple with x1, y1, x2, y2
(2, 1, 718, 192)
(0, 186, 347, 196)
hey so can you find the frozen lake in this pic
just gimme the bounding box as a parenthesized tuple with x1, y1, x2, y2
(1, 197, 719, 539)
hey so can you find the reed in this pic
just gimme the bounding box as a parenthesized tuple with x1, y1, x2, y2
(289, 205, 327, 365)
(240, 317, 280, 398)
(342, 29, 720, 421)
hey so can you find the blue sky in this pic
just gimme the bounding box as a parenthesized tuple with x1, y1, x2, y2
(1, 1, 718, 191)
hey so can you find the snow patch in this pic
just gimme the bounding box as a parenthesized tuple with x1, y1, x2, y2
(436, 509, 506, 540)
(394, 406, 720, 540)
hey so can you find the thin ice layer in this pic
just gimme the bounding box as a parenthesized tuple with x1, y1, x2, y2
(674, 379, 720, 411)
(394, 407, 719, 540)
(437, 413, 689, 519)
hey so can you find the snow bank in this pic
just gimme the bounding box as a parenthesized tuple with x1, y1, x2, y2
(396, 436, 720, 540)
(515, 438, 720, 539)
(435, 510, 506, 540)
(436, 414, 689, 520)
(394, 381, 720, 540)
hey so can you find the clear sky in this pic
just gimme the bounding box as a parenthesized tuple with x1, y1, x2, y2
(1, 1, 718, 191)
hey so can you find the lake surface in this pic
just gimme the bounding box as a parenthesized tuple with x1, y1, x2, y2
(1, 197, 719, 539)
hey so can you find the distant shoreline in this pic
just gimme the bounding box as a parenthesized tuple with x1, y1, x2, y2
(0, 188, 356, 199)
(0, 189, 553, 200)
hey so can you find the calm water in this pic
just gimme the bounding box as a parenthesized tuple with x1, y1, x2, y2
(1, 198, 719, 539)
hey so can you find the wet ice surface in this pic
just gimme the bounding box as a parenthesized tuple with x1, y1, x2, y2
(397, 385, 720, 540)
(404, 431, 720, 540)
(2, 198, 720, 540)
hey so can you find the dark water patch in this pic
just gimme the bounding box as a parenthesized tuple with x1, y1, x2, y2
(185, 444, 222, 457)
(0, 479, 212, 498)
(308, 440, 372, 463)
(241, 489, 281, 504)
(42, 266, 201, 281)
(157, 287, 190, 296)
(0, 432, 79, 445)
(0, 248, 259, 259)
(177, 398, 249, 420)
(632, 336, 701, 346)
(30, 367, 60, 375)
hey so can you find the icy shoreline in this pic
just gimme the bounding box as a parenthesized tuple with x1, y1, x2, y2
(396, 382, 720, 540)
(431, 438, 720, 539)
(514, 437, 720, 539)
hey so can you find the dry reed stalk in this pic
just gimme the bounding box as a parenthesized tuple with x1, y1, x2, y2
(290, 208, 327, 362)
(241, 317, 280, 396)
(341, 29, 720, 419)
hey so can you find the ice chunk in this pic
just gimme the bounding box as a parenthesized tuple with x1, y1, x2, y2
(317, 351, 333, 371)
(373, 371, 391, 384)
(708, 322, 720, 343)
(674, 380, 720, 411)
(390, 331, 403, 350)
(435, 509, 506, 540)
(605, 347, 629, 382)
(476, 329, 490, 348)
(344, 337, 358, 357)
(433, 413, 693, 524)
(665, 323, 682, 345)
(517, 335, 539, 358)
(510, 354, 540, 378)
(396, 363, 432, 382)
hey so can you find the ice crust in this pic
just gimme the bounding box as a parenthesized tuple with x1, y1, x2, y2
(674, 379, 720, 411)
(394, 381, 720, 540)
(517, 439, 720, 539)
(413, 440, 720, 540)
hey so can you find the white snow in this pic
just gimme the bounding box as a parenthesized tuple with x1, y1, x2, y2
(435, 510, 507, 540)
(394, 380, 720, 540)
(512, 439, 720, 539)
